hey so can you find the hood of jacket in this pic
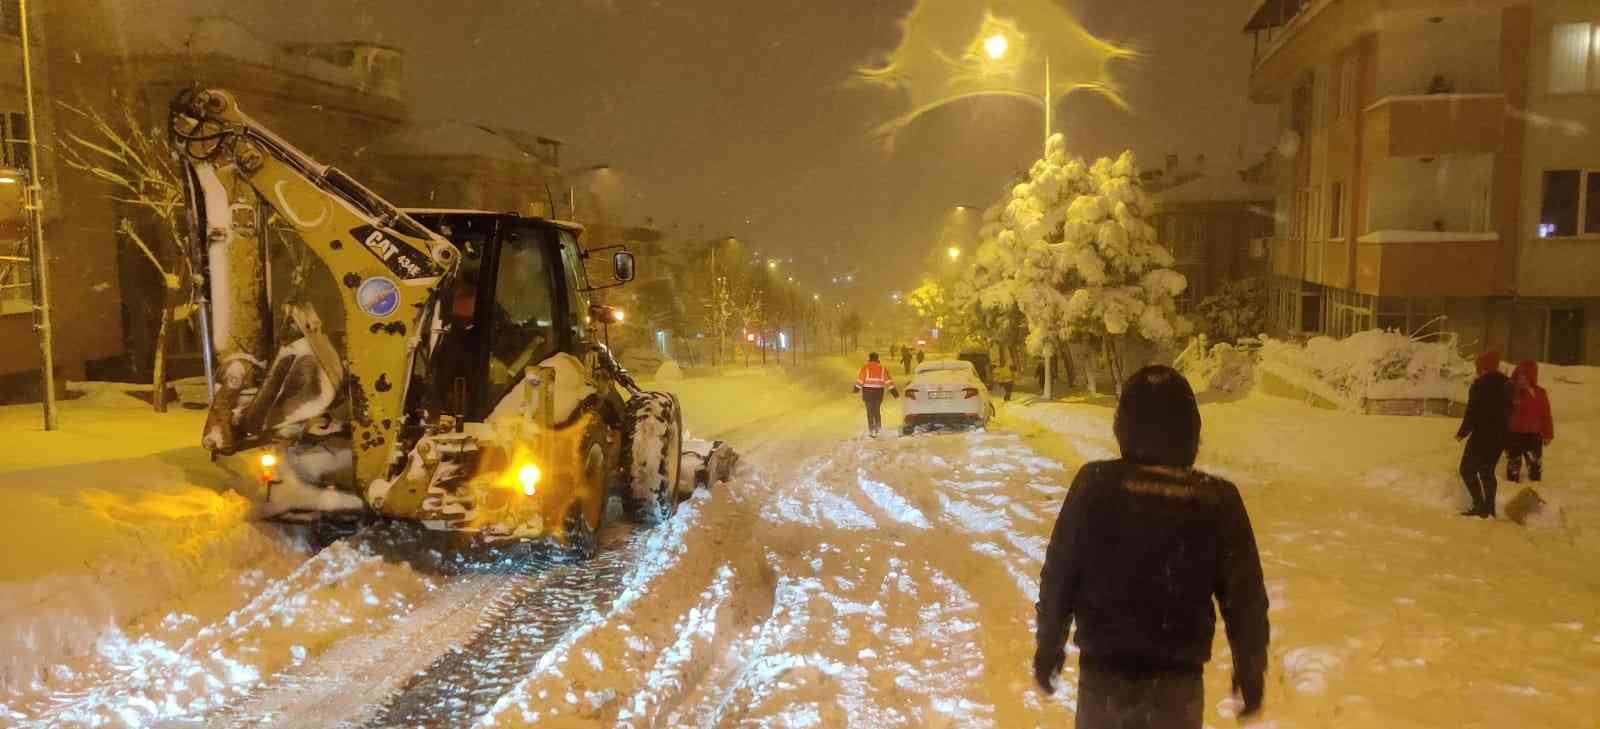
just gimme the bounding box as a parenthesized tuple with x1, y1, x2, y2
(1512, 360, 1539, 387)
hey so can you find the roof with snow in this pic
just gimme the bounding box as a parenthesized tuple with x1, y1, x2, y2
(1154, 170, 1274, 206)
(375, 122, 539, 163)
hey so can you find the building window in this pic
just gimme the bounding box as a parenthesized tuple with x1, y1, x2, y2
(1549, 22, 1599, 94)
(0, 235, 29, 315)
(0, 1, 18, 38)
(1329, 182, 1345, 238)
(1, 112, 30, 172)
(1339, 56, 1359, 117)
(1539, 169, 1600, 237)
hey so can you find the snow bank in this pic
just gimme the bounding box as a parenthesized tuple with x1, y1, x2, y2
(0, 380, 210, 473)
(0, 452, 300, 697)
(1257, 330, 1473, 409)
(653, 359, 684, 382)
(1178, 340, 1255, 398)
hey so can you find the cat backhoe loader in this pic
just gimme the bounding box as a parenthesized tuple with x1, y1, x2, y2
(169, 88, 735, 554)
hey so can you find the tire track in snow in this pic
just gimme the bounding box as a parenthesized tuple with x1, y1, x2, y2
(365, 521, 647, 727)
(208, 572, 514, 728)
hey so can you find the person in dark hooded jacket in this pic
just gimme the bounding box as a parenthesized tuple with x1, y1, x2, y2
(1506, 360, 1554, 483)
(1034, 365, 1269, 728)
(1456, 351, 1512, 517)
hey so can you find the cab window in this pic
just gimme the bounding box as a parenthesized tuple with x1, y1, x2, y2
(486, 229, 557, 405)
(558, 231, 592, 347)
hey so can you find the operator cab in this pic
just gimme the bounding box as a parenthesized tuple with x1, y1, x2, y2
(404, 211, 630, 423)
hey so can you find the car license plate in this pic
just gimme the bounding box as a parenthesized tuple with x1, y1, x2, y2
(929, 391, 953, 399)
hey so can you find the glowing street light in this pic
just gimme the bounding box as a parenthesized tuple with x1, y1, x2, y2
(767, 260, 778, 270)
(947, 245, 962, 261)
(984, 33, 1009, 60)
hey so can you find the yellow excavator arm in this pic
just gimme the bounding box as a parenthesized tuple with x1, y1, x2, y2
(171, 88, 460, 490)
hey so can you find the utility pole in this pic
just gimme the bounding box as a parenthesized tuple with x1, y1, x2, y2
(19, 0, 56, 430)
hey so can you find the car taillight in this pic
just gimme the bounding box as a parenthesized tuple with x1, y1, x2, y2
(905, 388, 918, 400)
(963, 387, 979, 399)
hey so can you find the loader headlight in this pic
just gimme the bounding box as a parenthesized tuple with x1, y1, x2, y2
(257, 452, 279, 484)
(516, 463, 541, 496)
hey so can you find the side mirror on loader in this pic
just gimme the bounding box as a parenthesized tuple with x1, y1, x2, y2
(612, 251, 635, 283)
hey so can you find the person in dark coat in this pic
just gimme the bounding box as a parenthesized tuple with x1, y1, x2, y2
(1034, 365, 1269, 728)
(1506, 360, 1554, 483)
(1456, 351, 1512, 518)
(901, 347, 915, 375)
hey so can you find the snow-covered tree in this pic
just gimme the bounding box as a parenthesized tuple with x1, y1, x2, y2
(1194, 277, 1265, 344)
(1056, 151, 1193, 389)
(969, 135, 1191, 396)
(965, 202, 1029, 368)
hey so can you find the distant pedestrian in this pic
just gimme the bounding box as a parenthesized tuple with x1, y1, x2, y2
(916, 349, 926, 365)
(1456, 351, 1512, 518)
(1506, 360, 1553, 483)
(993, 362, 1016, 401)
(853, 352, 898, 438)
(901, 347, 915, 375)
(1034, 365, 1268, 728)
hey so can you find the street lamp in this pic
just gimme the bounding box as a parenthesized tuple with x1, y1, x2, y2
(984, 33, 1009, 60)
(947, 246, 961, 261)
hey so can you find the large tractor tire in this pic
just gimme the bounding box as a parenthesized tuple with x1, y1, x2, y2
(563, 426, 610, 560)
(619, 392, 684, 525)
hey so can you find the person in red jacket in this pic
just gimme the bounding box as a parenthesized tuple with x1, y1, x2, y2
(1507, 361, 1554, 482)
(853, 352, 899, 438)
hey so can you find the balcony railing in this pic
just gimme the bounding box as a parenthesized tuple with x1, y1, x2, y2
(1364, 93, 1506, 158)
(1353, 230, 1499, 297)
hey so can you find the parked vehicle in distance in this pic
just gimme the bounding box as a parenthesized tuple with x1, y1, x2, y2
(901, 359, 994, 435)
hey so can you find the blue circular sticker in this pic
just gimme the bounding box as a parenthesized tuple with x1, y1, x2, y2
(357, 277, 400, 318)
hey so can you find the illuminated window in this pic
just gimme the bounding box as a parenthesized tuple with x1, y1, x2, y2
(1539, 170, 1600, 237)
(1, 112, 30, 171)
(1549, 22, 1599, 93)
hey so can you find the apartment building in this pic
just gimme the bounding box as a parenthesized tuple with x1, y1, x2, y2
(1246, 0, 1600, 365)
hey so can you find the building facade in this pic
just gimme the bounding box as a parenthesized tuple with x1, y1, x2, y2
(0, 7, 566, 402)
(1151, 164, 1276, 311)
(1246, 0, 1600, 364)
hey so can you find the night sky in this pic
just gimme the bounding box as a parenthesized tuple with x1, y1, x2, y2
(119, 0, 1272, 303)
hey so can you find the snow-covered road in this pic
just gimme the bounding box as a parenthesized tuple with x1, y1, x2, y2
(2, 362, 1597, 727)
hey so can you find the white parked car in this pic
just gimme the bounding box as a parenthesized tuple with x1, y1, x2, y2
(900, 359, 994, 435)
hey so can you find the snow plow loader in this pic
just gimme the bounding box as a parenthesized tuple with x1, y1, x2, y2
(170, 88, 735, 554)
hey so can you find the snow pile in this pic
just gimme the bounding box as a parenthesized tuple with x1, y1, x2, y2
(1178, 340, 1255, 398)
(1258, 330, 1473, 408)
(653, 359, 685, 382)
(0, 456, 300, 694)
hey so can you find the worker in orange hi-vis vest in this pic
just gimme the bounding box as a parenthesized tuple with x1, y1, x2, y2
(853, 352, 900, 437)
